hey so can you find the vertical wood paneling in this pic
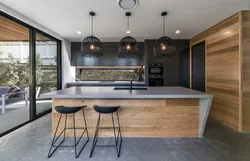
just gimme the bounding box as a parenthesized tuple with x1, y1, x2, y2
(190, 12, 241, 130)
(242, 11, 250, 131)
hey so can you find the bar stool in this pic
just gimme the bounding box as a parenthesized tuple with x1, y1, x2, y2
(89, 105, 122, 158)
(48, 106, 89, 158)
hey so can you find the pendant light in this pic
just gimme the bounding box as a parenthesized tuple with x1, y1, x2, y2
(118, 12, 138, 58)
(81, 12, 103, 57)
(153, 12, 175, 56)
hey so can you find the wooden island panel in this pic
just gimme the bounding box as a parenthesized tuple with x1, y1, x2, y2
(52, 98, 199, 137)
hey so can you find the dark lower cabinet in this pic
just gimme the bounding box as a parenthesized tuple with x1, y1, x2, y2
(180, 48, 190, 88)
(71, 42, 144, 66)
(192, 41, 205, 92)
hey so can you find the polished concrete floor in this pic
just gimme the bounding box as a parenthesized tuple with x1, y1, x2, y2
(0, 100, 51, 134)
(0, 114, 250, 161)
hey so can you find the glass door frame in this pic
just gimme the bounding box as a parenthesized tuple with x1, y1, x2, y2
(0, 11, 62, 137)
(30, 29, 62, 119)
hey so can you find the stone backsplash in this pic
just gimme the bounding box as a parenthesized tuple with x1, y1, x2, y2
(81, 70, 138, 80)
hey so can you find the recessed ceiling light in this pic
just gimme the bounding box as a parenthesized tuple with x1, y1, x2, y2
(77, 31, 81, 35)
(126, 30, 130, 34)
(117, 0, 139, 10)
(175, 30, 180, 34)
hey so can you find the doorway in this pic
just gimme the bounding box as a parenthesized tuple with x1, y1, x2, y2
(192, 41, 205, 92)
(180, 48, 190, 88)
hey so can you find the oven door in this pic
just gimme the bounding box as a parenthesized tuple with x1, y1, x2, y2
(149, 67, 163, 75)
(149, 78, 164, 86)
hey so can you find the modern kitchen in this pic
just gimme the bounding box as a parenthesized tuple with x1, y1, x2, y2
(0, 0, 250, 161)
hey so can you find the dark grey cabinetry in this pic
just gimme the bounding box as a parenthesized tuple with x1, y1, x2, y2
(144, 39, 189, 86)
(71, 42, 144, 66)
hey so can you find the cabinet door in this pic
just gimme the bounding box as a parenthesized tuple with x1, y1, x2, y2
(71, 42, 144, 66)
(180, 48, 190, 88)
(192, 42, 205, 92)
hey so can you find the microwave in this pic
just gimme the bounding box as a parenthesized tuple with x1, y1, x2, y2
(149, 63, 164, 75)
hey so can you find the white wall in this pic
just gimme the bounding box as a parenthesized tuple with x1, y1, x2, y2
(0, 3, 61, 40)
(0, 3, 75, 88)
(61, 40, 75, 88)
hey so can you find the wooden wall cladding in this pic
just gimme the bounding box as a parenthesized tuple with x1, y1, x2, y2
(242, 11, 250, 131)
(0, 15, 29, 41)
(0, 15, 52, 41)
(190, 12, 241, 130)
(52, 98, 199, 137)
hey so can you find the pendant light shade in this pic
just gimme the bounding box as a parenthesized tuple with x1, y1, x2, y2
(153, 12, 175, 56)
(118, 12, 138, 58)
(81, 12, 103, 57)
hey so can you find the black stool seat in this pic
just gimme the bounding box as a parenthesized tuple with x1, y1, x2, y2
(93, 105, 120, 114)
(55, 106, 86, 114)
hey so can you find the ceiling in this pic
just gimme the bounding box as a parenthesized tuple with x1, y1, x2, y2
(0, 0, 249, 42)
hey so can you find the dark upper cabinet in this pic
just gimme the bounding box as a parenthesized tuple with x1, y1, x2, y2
(71, 42, 144, 66)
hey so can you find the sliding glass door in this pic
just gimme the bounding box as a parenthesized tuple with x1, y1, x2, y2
(0, 11, 61, 136)
(0, 15, 30, 134)
(35, 32, 59, 115)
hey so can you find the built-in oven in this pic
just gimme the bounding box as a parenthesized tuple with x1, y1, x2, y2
(149, 63, 164, 75)
(148, 63, 164, 86)
(149, 75, 164, 86)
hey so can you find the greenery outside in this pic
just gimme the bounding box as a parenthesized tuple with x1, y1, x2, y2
(0, 53, 57, 94)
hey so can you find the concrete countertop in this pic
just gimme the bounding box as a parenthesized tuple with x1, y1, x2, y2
(40, 86, 213, 99)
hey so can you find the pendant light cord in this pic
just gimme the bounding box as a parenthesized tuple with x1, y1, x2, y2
(127, 15, 130, 36)
(163, 15, 166, 37)
(91, 15, 93, 36)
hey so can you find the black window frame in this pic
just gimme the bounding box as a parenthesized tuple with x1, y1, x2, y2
(0, 10, 62, 137)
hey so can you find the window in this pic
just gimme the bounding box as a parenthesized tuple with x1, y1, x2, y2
(0, 15, 30, 134)
(0, 12, 61, 136)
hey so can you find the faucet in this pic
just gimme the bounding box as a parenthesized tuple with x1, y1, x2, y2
(130, 79, 133, 90)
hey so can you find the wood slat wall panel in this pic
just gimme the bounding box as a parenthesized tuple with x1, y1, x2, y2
(0, 15, 29, 41)
(242, 11, 250, 131)
(190, 13, 239, 45)
(0, 15, 52, 41)
(52, 98, 199, 137)
(190, 12, 241, 130)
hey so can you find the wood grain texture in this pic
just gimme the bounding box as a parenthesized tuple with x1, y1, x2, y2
(241, 11, 250, 131)
(0, 15, 52, 41)
(190, 12, 239, 45)
(190, 12, 241, 130)
(52, 98, 199, 137)
(0, 15, 29, 41)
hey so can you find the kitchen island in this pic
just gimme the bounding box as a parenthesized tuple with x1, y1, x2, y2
(40, 87, 213, 138)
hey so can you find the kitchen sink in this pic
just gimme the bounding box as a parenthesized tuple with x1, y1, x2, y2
(113, 87, 148, 90)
